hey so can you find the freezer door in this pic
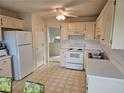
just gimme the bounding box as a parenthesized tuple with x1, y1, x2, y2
(17, 44, 34, 80)
(16, 31, 32, 45)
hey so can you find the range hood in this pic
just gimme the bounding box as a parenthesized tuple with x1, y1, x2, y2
(69, 34, 85, 41)
(68, 31, 84, 35)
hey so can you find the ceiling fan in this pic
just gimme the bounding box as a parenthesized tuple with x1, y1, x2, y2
(56, 8, 77, 17)
(38, 0, 84, 20)
(55, 7, 78, 20)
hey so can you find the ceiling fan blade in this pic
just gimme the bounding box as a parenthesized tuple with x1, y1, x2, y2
(63, 13, 78, 17)
(38, 8, 54, 12)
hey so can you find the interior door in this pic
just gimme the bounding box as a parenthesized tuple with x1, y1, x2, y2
(35, 29, 45, 68)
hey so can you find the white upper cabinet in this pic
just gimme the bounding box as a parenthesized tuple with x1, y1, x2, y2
(85, 22, 95, 40)
(68, 22, 86, 32)
(112, 0, 124, 49)
(61, 22, 95, 40)
(13, 18, 24, 29)
(68, 23, 76, 32)
(0, 28, 2, 41)
(61, 23, 69, 40)
(96, 0, 124, 49)
(1, 15, 14, 28)
(0, 15, 24, 41)
(0, 15, 24, 30)
(0, 15, 2, 41)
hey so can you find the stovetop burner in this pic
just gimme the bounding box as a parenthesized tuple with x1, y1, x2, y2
(77, 49, 82, 51)
(69, 48, 73, 50)
(68, 48, 83, 52)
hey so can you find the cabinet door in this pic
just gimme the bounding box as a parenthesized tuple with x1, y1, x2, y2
(104, 1, 114, 47)
(1, 15, 24, 29)
(0, 28, 2, 41)
(13, 18, 24, 29)
(68, 23, 76, 32)
(75, 22, 86, 32)
(68, 22, 86, 32)
(96, 1, 114, 47)
(95, 18, 102, 40)
(1, 15, 14, 28)
(0, 15, 2, 26)
(0, 58, 12, 77)
(60, 49, 66, 67)
(112, 0, 124, 49)
(96, 15, 105, 44)
(85, 23, 95, 40)
(61, 23, 68, 40)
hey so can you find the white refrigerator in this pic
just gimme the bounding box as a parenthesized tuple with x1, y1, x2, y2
(4, 31, 34, 80)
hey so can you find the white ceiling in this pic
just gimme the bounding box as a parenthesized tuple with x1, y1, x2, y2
(0, 0, 108, 18)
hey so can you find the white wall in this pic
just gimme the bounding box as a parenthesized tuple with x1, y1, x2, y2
(19, 13, 32, 31)
(0, 8, 18, 18)
(45, 17, 61, 28)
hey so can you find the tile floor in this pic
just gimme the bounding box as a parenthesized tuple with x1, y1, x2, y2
(13, 63, 86, 93)
(49, 56, 60, 62)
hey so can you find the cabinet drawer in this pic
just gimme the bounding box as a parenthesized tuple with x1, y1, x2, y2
(0, 59, 10, 67)
(0, 58, 12, 77)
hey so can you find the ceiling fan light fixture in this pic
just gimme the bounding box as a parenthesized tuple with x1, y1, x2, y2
(56, 14, 65, 21)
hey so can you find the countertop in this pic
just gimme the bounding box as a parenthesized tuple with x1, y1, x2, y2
(85, 50, 124, 81)
(0, 56, 12, 61)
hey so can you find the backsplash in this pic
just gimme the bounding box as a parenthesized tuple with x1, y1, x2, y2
(102, 44, 124, 74)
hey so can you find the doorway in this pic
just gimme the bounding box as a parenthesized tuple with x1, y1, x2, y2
(48, 27, 61, 62)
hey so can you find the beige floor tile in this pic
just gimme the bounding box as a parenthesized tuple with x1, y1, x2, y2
(12, 63, 86, 93)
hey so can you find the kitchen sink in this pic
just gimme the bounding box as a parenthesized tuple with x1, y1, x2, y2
(88, 52, 109, 60)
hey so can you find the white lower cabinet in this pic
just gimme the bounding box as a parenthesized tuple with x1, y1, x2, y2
(0, 58, 12, 77)
(87, 77, 124, 93)
(60, 49, 66, 67)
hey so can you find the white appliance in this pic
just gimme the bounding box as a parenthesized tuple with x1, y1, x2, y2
(4, 31, 34, 80)
(65, 48, 84, 70)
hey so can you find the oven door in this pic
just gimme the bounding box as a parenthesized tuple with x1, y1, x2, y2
(66, 51, 83, 64)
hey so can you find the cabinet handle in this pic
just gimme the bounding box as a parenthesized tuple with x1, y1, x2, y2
(86, 85, 88, 89)
(85, 24, 86, 31)
(1, 18, 3, 25)
(4, 61, 7, 63)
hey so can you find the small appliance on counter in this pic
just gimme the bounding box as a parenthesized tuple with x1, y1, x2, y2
(0, 42, 8, 57)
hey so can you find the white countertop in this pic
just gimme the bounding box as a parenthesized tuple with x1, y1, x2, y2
(85, 50, 124, 81)
(0, 56, 12, 61)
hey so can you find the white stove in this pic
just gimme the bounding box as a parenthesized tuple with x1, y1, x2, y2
(65, 47, 84, 70)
